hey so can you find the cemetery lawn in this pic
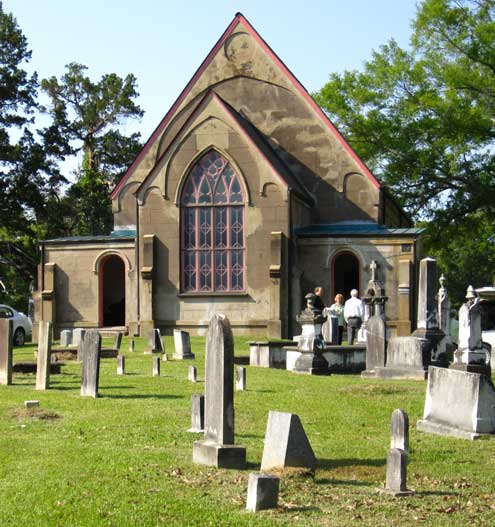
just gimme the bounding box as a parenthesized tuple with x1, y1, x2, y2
(1, 337, 494, 527)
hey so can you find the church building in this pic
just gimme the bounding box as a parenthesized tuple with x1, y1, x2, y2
(36, 13, 423, 339)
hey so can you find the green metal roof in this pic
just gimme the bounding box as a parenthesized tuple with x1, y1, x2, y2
(42, 230, 136, 245)
(294, 223, 424, 237)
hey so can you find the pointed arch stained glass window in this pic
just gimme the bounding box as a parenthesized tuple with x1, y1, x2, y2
(181, 150, 245, 292)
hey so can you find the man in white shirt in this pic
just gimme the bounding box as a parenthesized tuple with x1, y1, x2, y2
(344, 289, 364, 345)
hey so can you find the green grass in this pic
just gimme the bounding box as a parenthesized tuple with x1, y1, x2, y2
(1, 336, 494, 526)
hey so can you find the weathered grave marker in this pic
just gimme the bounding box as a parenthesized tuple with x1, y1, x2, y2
(362, 315, 387, 377)
(0, 319, 13, 385)
(193, 314, 246, 468)
(145, 328, 162, 354)
(236, 366, 246, 391)
(24, 400, 40, 409)
(117, 355, 125, 375)
(260, 411, 316, 471)
(188, 393, 205, 433)
(36, 321, 52, 390)
(391, 409, 409, 454)
(188, 365, 197, 383)
(73, 328, 86, 347)
(129, 339, 135, 352)
(60, 329, 72, 347)
(246, 473, 279, 512)
(152, 355, 160, 376)
(378, 448, 414, 496)
(173, 329, 195, 359)
(80, 330, 101, 398)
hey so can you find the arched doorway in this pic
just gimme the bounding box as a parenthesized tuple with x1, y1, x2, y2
(99, 255, 126, 327)
(332, 252, 360, 300)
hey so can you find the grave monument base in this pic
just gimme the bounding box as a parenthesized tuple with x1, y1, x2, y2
(292, 352, 330, 375)
(416, 419, 485, 440)
(193, 439, 246, 469)
(374, 366, 427, 380)
(376, 487, 415, 497)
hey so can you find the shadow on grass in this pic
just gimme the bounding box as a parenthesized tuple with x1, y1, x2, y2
(317, 458, 385, 470)
(102, 394, 183, 400)
(418, 490, 460, 497)
(282, 506, 321, 513)
(315, 478, 371, 487)
(237, 432, 264, 440)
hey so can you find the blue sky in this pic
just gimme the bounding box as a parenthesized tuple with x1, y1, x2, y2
(7, 0, 418, 143)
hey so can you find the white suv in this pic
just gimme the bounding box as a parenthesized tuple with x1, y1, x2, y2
(0, 304, 32, 346)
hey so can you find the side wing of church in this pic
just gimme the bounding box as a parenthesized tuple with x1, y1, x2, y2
(36, 13, 422, 339)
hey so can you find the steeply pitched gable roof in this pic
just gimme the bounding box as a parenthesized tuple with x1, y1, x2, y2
(112, 12, 380, 200)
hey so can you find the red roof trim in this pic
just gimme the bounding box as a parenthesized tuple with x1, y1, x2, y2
(112, 12, 380, 199)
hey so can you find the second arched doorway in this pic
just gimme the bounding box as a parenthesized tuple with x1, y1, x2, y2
(99, 254, 126, 327)
(332, 251, 360, 301)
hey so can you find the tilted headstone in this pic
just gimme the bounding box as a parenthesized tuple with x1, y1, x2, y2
(0, 319, 13, 385)
(80, 330, 101, 398)
(236, 366, 246, 391)
(362, 315, 387, 376)
(152, 355, 160, 376)
(188, 365, 197, 383)
(173, 329, 195, 359)
(378, 448, 414, 496)
(117, 354, 125, 375)
(246, 473, 279, 512)
(36, 321, 52, 390)
(129, 339, 135, 352)
(73, 328, 86, 347)
(260, 411, 316, 471)
(188, 393, 205, 433)
(113, 332, 123, 351)
(417, 366, 495, 439)
(60, 329, 72, 347)
(193, 313, 246, 468)
(390, 409, 409, 454)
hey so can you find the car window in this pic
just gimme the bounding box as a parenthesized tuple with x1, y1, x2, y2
(0, 307, 13, 318)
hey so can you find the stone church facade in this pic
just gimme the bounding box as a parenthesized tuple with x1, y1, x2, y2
(35, 13, 422, 339)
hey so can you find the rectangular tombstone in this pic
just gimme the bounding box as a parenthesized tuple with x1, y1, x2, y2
(152, 355, 160, 376)
(0, 319, 13, 385)
(390, 409, 409, 454)
(374, 336, 429, 380)
(417, 366, 495, 439)
(117, 354, 125, 375)
(193, 314, 246, 468)
(173, 329, 195, 359)
(113, 332, 123, 351)
(364, 315, 387, 374)
(246, 473, 279, 512)
(416, 257, 438, 330)
(378, 448, 414, 496)
(188, 365, 197, 383)
(236, 366, 246, 391)
(24, 400, 40, 409)
(188, 393, 205, 433)
(80, 330, 101, 397)
(73, 328, 86, 347)
(144, 328, 161, 354)
(322, 313, 339, 344)
(129, 339, 135, 352)
(36, 321, 52, 390)
(60, 329, 72, 347)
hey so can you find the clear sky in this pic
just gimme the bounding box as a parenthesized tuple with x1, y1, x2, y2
(6, 0, 418, 143)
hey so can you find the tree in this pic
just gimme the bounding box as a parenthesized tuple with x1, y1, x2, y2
(41, 63, 143, 235)
(314, 0, 495, 304)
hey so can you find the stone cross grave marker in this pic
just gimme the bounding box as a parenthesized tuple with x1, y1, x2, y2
(117, 355, 125, 375)
(188, 365, 197, 383)
(36, 321, 52, 390)
(236, 366, 246, 391)
(188, 393, 205, 433)
(0, 319, 13, 385)
(80, 330, 101, 398)
(193, 313, 246, 468)
(152, 355, 160, 376)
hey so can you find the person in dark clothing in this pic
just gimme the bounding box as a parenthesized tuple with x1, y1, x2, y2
(313, 286, 325, 312)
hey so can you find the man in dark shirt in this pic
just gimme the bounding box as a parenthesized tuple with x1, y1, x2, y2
(313, 286, 325, 312)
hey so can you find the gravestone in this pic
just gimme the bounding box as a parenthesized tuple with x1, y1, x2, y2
(246, 473, 279, 512)
(113, 332, 123, 351)
(188, 393, 205, 433)
(378, 448, 414, 496)
(374, 336, 430, 379)
(362, 315, 387, 378)
(193, 314, 246, 468)
(236, 366, 246, 391)
(73, 328, 86, 347)
(145, 328, 162, 354)
(152, 355, 160, 376)
(188, 365, 197, 383)
(260, 411, 316, 471)
(80, 330, 101, 398)
(417, 366, 495, 439)
(129, 339, 135, 352)
(173, 329, 195, 359)
(60, 329, 72, 347)
(24, 400, 39, 409)
(321, 309, 338, 344)
(117, 355, 125, 375)
(36, 321, 52, 390)
(390, 409, 409, 454)
(0, 319, 13, 385)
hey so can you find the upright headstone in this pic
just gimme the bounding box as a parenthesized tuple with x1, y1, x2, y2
(236, 366, 246, 391)
(36, 321, 52, 390)
(362, 315, 387, 377)
(246, 473, 280, 512)
(173, 329, 195, 359)
(145, 328, 162, 354)
(188, 365, 197, 383)
(193, 314, 246, 468)
(113, 332, 123, 351)
(80, 330, 101, 398)
(60, 329, 72, 347)
(117, 354, 125, 375)
(129, 339, 135, 352)
(152, 355, 160, 376)
(378, 448, 414, 496)
(188, 393, 205, 433)
(260, 411, 316, 471)
(73, 328, 86, 347)
(390, 409, 409, 454)
(321, 309, 338, 344)
(0, 319, 13, 385)
(415, 257, 438, 331)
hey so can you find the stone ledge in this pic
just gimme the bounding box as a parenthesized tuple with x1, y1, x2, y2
(416, 419, 488, 440)
(374, 367, 428, 380)
(193, 440, 246, 469)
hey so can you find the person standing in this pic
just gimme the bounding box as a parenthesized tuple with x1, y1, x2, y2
(344, 289, 364, 345)
(329, 294, 345, 345)
(313, 286, 325, 312)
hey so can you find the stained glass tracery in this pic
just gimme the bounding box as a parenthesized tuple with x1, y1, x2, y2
(181, 150, 245, 292)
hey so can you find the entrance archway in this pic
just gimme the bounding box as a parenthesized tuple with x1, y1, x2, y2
(332, 251, 360, 301)
(99, 254, 126, 327)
